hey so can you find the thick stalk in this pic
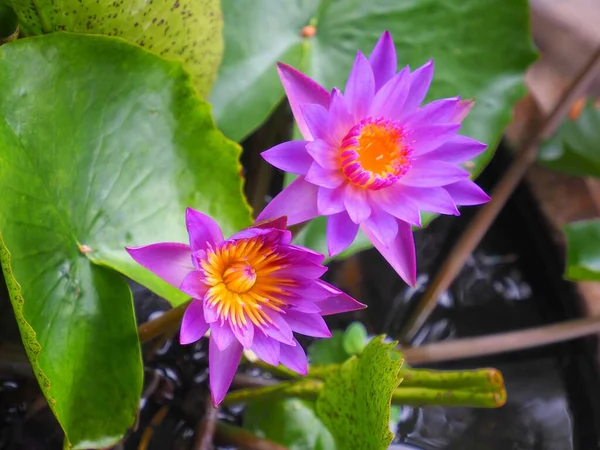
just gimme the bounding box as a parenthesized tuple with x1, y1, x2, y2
(392, 386, 506, 408)
(399, 367, 503, 391)
(215, 422, 289, 450)
(222, 380, 322, 405)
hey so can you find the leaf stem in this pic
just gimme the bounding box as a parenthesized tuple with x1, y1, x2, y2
(399, 367, 504, 391)
(138, 300, 191, 344)
(399, 45, 600, 343)
(392, 386, 506, 408)
(222, 380, 322, 405)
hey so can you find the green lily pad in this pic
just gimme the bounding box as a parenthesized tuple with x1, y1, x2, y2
(0, 33, 249, 448)
(315, 336, 403, 450)
(5, 0, 222, 97)
(564, 220, 600, 281)
(539, 100, 600, 178)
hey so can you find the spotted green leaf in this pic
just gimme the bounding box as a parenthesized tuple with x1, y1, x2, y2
(5, 0, 222, 97)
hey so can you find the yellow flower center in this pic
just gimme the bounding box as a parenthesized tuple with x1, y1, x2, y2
(201, 237, 294, 328)
(340, 117, 411, 190)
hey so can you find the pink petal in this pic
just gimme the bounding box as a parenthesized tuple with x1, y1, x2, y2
(279, 338, 308, 375)
(306, 139, 340, 170)
(292, 279, 343, 301)
(401, 60, 434, 115)
(400, 160, 469, 187)
(231, 320, 254, 349)
(318, 186, 346, 215)
(256, 177, 319, 226)
(284, 310, 332, 338)
(410, 186, 459, 215)
(362, 219, 416, 286)
(179, 270, 208, 299)
(444, 179, 490, 205)
(301, 104, 335, 145)
(370, 185, 421, 226)
(368, 67, 410, 120)
(211, 320, 236, 351)
(344, 184, 371, 223)
(263, 310, 295, 345)
(276, 261, 328, 279)
(450, 99, 475, 124)
(369, 31, 397, 90)
(186, 208, 224, 252)
(424, 135, 487, 164)
(289, 301, 322, 313)
(363, 205, 398, 246)
(328, 88, 354, 142)
(282, 244, 325, 265)
(306, 162, 345, 189)
(277, 62, 330, 141)
(180, 300, 209, 345)
(204, 300, 219, 323)
(209, 338, 243, 405)
(327, 211, 359, 256)
(315, 288, 367, 316)
(344, 51, 375, 120)
(405, 97, 460, 127)
(251, 330, 281, 366)
(252, 216, 288, 231)
(262, 140, 312, 175)
(409, 123, 461, 157)
(126, 243, 193, 289)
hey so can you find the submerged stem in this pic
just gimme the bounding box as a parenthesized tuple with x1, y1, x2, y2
(215, 422, 288, 450)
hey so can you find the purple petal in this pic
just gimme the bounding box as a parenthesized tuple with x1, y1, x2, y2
(318, 186, 346, 215)
(362, 219, 416, 286)
(262, 140, 312, 175)
(282, 244, 326, 265)
(306, 139, 340, 170)
(231, 320, 254, 349)
(369, 31, 397, 90)
(344, 51, 375, 119)
(284, 310, 332, 338)
(229, 227, 291, 245)
(279, 338, 308, 375)
(450, 99, 475, 124)
(180, 300, 209, 345)
(204, 300, 219, 323)
(252, 216, 288, 231)
(263, 310, 295, 345)
(409, 186, 459, 215)
(405, 97, 460, 126)
(328, 88, 354, 142)
(315, 287, 367, 316)
(370, 185, 421, 226)
(363, 205, 398, 246)
(289, 301, 322, 313)
(424, 135, 487, 164)
(276, 261, 328, 279)
(277, 62, 330, 141)
(402, 60, 434, 114)
(211, 320, 236, 351)
(209, 338, 243, 405)
(126, 243, 193, 288)
(306, 162, 345, 189)
(292, 279, 343, 301)
(251, 330, 280, 366)
(327, 211, 359, 256)
(368, 67, 410, 120)
(256, 177, 319, 226)
(400, 160, 469, 187)
(344, 184, 371, 223)
(186, 208, 224, 253)
(301, 104, 335, 145)
(444, 179, 490, 205)
(409, 124, 461, 157)
(179, 270, 208, 299)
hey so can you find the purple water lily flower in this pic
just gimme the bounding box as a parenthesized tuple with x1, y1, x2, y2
(127, 209, 366, 405)
(257, 31, 490, 286)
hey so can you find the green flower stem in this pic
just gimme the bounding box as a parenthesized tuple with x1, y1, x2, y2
(250, 359, 299, 380)
(399, 367, 504, 391)
(215, 421, 288, 450)
(223, 380, 322, 405)
(392, 386, 506, 408)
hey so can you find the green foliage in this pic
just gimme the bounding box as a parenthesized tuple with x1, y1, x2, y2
(315, 336, 403, 450)
(0, 33, 249, 448)
(244, 399, 336, 450)
(308, 321, 368, 365)
(539, 100, 600, 178)
(564, 220, 600, 281)
(5, 0, 222, 97)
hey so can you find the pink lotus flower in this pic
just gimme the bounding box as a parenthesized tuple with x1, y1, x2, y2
(127, 209, 365, 405)
(257, 31, 490, 286)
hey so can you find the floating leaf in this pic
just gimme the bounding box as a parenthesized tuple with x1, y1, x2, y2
(244, 399, 335, 450)
(0, 33, 249, 448)
(316, 336, 403, 450)
(539, 100, 600, 178)
(6, 0, 222, 97)
(564, 220, 600, 281)
(342, 322, 368, 356)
